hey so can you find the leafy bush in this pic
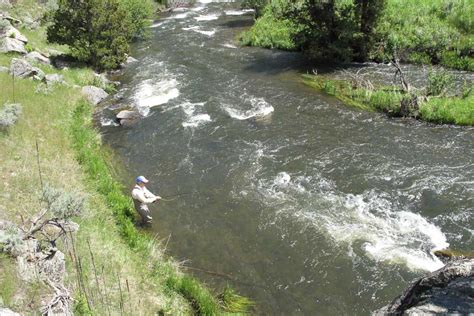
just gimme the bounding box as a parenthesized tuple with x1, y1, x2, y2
(120, 0, 154, 39)
(0, 103, 22, 129)
(47, 0, 132, 70)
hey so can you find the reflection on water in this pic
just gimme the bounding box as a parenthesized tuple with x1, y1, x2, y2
(99, 1, 474, 314)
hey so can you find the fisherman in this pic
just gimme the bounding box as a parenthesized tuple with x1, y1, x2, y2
(131, 176, 161, 225)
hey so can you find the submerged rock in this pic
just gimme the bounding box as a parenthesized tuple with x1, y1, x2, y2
(374, 259, 474, 315)
(81, 85, 109, 105)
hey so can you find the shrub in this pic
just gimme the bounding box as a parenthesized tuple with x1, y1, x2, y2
(120, 0, 154, 39)
(0, 103, 22, 129)
(47, 0, 132, 70)
(427, 69, 454, 96)
(41, 184, 85, 220)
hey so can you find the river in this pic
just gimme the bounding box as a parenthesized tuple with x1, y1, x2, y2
(99, 1, 474, 314)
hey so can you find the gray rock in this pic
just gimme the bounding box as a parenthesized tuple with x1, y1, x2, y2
(126, 56, 138, 63)
(81, 86, 109, 105)
(374, 259, 474, 315)
(45, 73, 65, 85)
(25, 51, 50, 65)
(0, 65, 8, 72)
(0, 24, 28, 43)
(10, 58, 33, 78)
(116, 109, 139, 120)
(0, 37, 26, 54)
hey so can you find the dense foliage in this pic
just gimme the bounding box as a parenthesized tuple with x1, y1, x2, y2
(47, 0, 154, 70)
(241, 0, 474, 70)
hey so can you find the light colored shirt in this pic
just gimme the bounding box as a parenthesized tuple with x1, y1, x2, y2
(131, 184, 157, 210)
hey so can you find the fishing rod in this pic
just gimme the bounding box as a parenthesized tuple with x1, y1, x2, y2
(159, 192, 194, 201)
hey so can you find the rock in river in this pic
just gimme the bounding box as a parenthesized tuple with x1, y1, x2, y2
(374, 258, 474, 315)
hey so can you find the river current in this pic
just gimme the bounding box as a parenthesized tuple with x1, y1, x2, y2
(99, 1, 474, 314)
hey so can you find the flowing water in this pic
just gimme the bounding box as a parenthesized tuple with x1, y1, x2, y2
(99, 1, 474, 314)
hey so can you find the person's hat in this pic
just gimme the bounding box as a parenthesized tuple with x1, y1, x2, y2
(136, 176, 149, 183)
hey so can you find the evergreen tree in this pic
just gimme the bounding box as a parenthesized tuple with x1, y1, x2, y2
(47, 0, 132, 70)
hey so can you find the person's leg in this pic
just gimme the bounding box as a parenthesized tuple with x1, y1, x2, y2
(138, 206, 153, 224)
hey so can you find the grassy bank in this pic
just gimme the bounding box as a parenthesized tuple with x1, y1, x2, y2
(240, 0, 474, 71)
(302, 74, 474, 126)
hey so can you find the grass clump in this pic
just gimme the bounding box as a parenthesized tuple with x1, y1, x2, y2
(420, 95, 474, 125)
(302, 73, 474, 126)
(219, 286, 255, 313)
(0, 254, 19, 307)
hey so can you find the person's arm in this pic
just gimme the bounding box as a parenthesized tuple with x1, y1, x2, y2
(132, 189, 156, 204)
(144, 187, 161, 202)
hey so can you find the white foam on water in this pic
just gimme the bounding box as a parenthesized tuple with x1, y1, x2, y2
(312, 190, 448, 272)
(172, 7, 189, 12)
(166, 12, 190, 19)
(222, 43, 237, 49)
(274, 172, 291, 187)
(149, 22, 165, 28)
(193, 29, 216, 36)
(224, 96, 274, 120)
(191, 6, 206, 11)
(182, 114, 212, 128)
(224, 9, 254, 15)
(183, 26, 200, 31)
(133, 79, 180, 116)
(100, 117, 119, 127)
(194, 14, 219, 21)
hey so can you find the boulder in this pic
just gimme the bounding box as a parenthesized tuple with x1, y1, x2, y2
(375, 259, 474, 315)
(0, 65, 8, 72)
(25, 51, 50, 65)
(9, 58, 44, 80)
(44, 73, 65, 85)
(81, 86, 109, 105)
(116, 109, 140, 126)
(0, 37, 26, 54)
(0, 25, 28, 43)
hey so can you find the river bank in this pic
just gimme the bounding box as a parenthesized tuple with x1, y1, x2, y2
(0, 1, 249, 314)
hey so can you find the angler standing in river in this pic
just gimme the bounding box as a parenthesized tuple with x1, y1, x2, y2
(132, 176, 161, 225)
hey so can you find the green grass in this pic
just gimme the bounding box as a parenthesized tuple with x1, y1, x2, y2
(0, 254, 19, 307)
(239, 11, 298, 50)
(302, 74, 474, 126)
(420, 95, 474, 125)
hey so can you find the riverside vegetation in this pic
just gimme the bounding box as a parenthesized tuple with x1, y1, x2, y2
(240, 0, 474, 126)
(0, 0, 252, 314)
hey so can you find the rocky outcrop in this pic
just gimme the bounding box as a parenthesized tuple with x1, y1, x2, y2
(25, 51, 50, 65)
(10, 58, 44, 80)
(81, 86, 109, 105)
(0, 308, 20, 316)
(0, 21, 28, 54)
(0, 37, 26, 54)
(375, 259, 474, 315)
(0, 24, 28, 43)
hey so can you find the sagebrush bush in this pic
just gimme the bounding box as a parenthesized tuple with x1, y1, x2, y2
(0, 103, 22, 129)
(41, 183, 85, 219)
